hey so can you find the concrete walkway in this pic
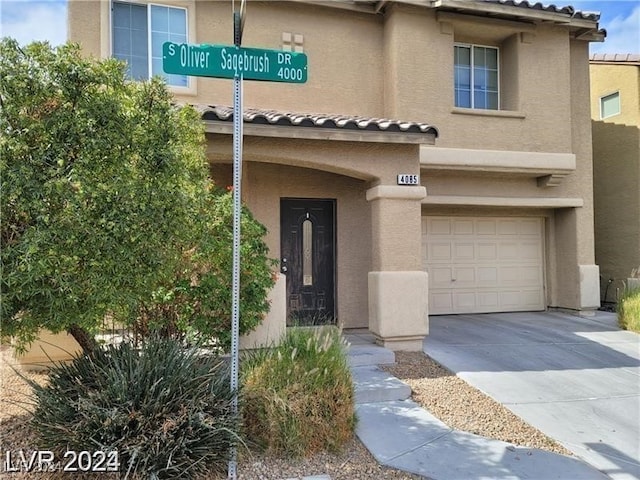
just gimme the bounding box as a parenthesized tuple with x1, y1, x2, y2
(424, 311, 640, 480)
(347, 331, 609, 480)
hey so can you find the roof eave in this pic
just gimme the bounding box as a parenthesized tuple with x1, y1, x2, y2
(203, 120, 437, 145)
(575, 28, 606, 42)
(430, 0, 599, 27)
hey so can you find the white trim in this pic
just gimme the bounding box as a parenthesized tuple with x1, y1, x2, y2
(422, 195, 584, 208)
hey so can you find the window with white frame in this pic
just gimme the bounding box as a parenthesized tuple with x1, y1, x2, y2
(454, 44, 499, 110)
(112, 1, 188, 87)
(600, 91, 620, 119)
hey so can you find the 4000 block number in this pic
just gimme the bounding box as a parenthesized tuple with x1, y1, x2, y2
(277, 67, 304, 82)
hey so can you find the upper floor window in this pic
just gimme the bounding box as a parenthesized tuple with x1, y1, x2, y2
(454, 44, 499, 110)
(600, 91, 620, 119)
(112, 1, 188, 87)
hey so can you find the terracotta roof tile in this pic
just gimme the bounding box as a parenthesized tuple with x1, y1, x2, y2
(590, 53, 640, 64)
(480, 0, 600, 21)
(198, 105, 439, 137)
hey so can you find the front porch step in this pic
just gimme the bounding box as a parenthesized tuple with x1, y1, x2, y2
(351, 365, 412, 404)
(347, 344, 395, 368)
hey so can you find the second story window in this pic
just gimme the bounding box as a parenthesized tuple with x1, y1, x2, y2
(112, 2, 188, 87)
(600, 91, 620, 119)
(454, 44, 499, 110)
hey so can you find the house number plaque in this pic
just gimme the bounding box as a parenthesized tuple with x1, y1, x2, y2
(397, 174, 420, 185)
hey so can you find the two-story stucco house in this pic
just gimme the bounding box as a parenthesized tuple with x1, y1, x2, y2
(67, 0, 604, 351)
(590, 54, 640, 303)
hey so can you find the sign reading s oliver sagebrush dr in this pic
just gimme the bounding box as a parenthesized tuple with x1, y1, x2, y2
(162, 42, 308, 83)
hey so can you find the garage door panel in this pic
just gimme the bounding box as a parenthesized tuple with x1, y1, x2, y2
(430, 243, 452, 262)
(477, 219, 497, 235)
(423, 216, 544, 315)
(522, 289, 545, 308)
(453, 219, 474, 235)
(499, 242, 520, 260)
(499, 265, 541, 285)
(520, 265, 543, 283)
(431, 292, 453, 311)
(477, 243, 497, 260)
(521, 219, 542, 235)
(454, 243, 475, 261)
(478, 266, 498, 284)
(478, 292, 499, 309)
(431, 267, 453, 286)
(454, 267, 476, 284)
(501, 266, 520, 283)
(520, 242, 542, 260)
(429, 218, 452, 235)
(500, 290, 523, 308)
(454, 292, 476, 309)
(498, 219, 519, 235)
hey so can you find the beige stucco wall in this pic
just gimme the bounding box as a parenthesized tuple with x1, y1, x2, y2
(65, 0, 601, 327)
(205, 133, 426, 337)
(590, 63, 640, 126)
(69, 0, 385, 116)
(383, 4, 573, 153)
(243, 162, 371, 329)
(13, 330, 82, 371)
(207, 137, 381, 330)
(70, 0, 586, 152)
(590, 62, 640, 300)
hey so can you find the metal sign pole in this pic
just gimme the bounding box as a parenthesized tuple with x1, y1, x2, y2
(228, 4, 244, 479)
(159, 2, 306, 478)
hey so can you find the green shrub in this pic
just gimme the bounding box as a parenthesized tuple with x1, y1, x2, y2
(618, 287, 640, 333)
(241, 327, 356, 457)
(26, 337, 238, 479)
(134, 189, 277, 351)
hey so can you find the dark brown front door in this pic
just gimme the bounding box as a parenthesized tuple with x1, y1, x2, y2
(280, 198, 336, 325)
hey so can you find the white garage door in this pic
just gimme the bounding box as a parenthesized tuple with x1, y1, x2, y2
(423, 216, 545, 315)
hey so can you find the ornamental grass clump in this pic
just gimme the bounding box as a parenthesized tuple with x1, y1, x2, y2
(618, 286, 640, 333)
(26, 337, 238, 479)
(241, 327, 356, 457)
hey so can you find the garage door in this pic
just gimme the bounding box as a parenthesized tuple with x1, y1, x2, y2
(423, 217, 545, 315)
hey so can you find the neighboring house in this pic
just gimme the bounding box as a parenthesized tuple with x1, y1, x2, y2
(67, 0, 603, 351)
(590, 54, 640, 303)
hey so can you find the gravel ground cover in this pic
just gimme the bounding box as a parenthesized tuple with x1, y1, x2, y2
(382, 351, 571, 456)
(1, 345, 568, 479)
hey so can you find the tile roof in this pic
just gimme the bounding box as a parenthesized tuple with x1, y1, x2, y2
(198, 105, 439, 137)
(481, 0, 600, 21)
(590, 53, 640, 64)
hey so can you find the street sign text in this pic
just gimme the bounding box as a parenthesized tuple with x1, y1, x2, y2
(163, 42, 307, 83)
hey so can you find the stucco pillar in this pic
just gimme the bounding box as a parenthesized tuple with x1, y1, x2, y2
(240, 273, 286, 349)
(554, 208, 600, 310)
(366, 185, 428, 351)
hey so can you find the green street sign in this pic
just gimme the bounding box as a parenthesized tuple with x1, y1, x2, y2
(163, 42, 307, 83)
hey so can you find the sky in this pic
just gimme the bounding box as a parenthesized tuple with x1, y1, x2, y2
(0, 0, 638, 54)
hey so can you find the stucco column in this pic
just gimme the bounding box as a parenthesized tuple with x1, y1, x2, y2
(554, 208, 600, 310)
(366, 185, 428, 351)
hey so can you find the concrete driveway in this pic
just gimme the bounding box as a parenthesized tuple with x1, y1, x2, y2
(424, 311, 640, 480)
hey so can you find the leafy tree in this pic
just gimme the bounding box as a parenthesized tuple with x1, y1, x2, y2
(135, 189, 277, 349)
(1, 39, 274, 352)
